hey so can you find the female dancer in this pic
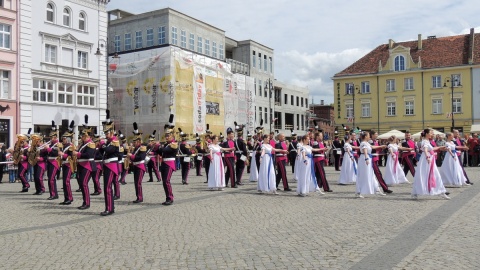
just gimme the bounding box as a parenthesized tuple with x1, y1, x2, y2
(384, 135, 410, 186)
(440, 132, 469, 187)
(297, 136, 322, 197)
(258, 135, 286, 194)
(412, 129, 450, 199)
(338, 138, 357, 185)
(208, 135, 234, 190)
(356, 131, 384, 198)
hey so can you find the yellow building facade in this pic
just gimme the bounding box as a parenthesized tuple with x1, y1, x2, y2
(334, 30, 480, 136)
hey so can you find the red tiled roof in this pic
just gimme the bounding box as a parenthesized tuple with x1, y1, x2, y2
(334, 33, 480, 77)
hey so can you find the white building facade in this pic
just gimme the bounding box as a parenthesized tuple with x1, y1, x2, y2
(19, 0, 108, 136)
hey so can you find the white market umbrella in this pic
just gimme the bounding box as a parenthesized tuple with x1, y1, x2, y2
(412, 129, 445, 139)
(378, 129, 405, 140)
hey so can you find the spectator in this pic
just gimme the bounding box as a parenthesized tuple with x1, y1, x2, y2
(435, 134, 446, 167)
(467, 133, 479, 167)
(0, 144, 6, 183)
(5, 152, 16, 183)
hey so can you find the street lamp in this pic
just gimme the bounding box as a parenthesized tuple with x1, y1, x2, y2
(443, 75, 461, 131)
(264, 78, 274, 133)
(96, 39, 120, 108)
(347, 84, 360, 128)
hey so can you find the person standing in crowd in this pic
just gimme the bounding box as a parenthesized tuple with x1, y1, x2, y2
(90, 135, 102, 196)
(59, 121, 75, 205)
(194, 134, 204, 177)
(453, 129, 473, 185)
(203, 125, 212, 183)
(178, 128, 192, 185)
(11, 131, 30, 192)
(356, 131, 385, 198)
(45, 121, 61, 200)
(74, 115, 96, 210)
(6, 151, 16, 183)
(288, 130, 299, 174)
(332, 135, 343, 171)
(222, 128, 237, 188)
(350, 132, 360, 162)
(463, 133, 470, 167)
(0, 144, 5, 183)
(435, 134, 446, 167)
(401, 131, 417, 177)
(146, 130, 162, 183)
(369, 130, 392, 194)
(234, 123, 248, 186)
(338, 137, 357, 185)
(128, 123, 147, 203)
(297, 135, 322, 197)
(274, 133, 291, 191)
(32, 133, 47, 195)
(208, 135, 232, 190)
(248, 133, 259, 182)
(384, 135, 410, 186)
(467, 133, 479, 167)
(257, 134, 283, 194)
(159, 115, 178, 205)
(440, 132, 469, 187)
(411, 128, 450, 200)
(311, 132, 332, 193)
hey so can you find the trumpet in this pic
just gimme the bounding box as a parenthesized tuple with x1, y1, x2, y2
(37, 140, 52, 150)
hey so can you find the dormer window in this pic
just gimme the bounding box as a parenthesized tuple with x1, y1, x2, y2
(394, 55, 405, 71)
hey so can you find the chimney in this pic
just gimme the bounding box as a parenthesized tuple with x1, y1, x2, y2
(388, 39, 394, 49)
(320, 100, 324, 105)
(469, 28, 475, 64)
(418, 34, 422, 50)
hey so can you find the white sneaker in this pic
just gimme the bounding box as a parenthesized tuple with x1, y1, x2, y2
(464, 183, 471, 186)
(356, 193, 364, 198)
(317, 190, 325, 195)
(273, 191, 279, 195)
(440, 193, 451, 200)
(376, 191, 386, 196)
(405, 180, 411, 184)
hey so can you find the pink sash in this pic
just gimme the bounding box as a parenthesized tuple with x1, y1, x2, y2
(427, 150, 436, 192)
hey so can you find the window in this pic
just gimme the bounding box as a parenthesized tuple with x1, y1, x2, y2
(197, 37, 202, 53)
(252, 51, 256, 69)
(33, 79, 54, 103)
(77, 51, 87, 69)
(58, 82, 73, 105)
(432, 75, 441, 88)
(386, 79, 395, 92)
(146, 28, 153, 47)
(0, 23, 11, 49)
(264, 109, 268, 124)
(63, 8, 70, 27)
(404, 77, 414, 90)
(135, 31, 142, 49)
(345, 83, 353, 95)
(258, 79, 262, 96)
(258, 53, 262, 69)
(180, 30, 186, 48)
(205, 39, 210, 55)
(284, 94, 287, 105)
(291, 95, 294, 105)
(44, 44, 56, 63)
(269, 57, 273, 73)
(301, 115, 304, 130)
(361, 103, 370, 117)
(158, 26, 166, 45)
(212, 41, 217, 58)
(361, 81, 370, 94)
(114, 35, 120, 52)
(264, 55, 267, 72)
(301, 97, 304, 107)
(77, 85, 95, 106)
(219, 44, 224, 60)
(46, 3, 55, 23)
(405, 101, 414, 115)
(306, 98, 308, 107)
(452, 74, 461, 87)
(171, 27, 177, 45)
(189, 33, 195, 50)
(432, 99, 442, 114)
(394, 55, 405, 71)
(453, 98, 462, 113)
(124, 33, 131, 50)
(387, 102, 396, 116)
(0, 71, 9, 99)
(259, 107, 262, 122)
(79, 12, 86, 31)
(346, 104, 353, 118)
(296, 96, 299, 106)
(62, 47, 73, 67)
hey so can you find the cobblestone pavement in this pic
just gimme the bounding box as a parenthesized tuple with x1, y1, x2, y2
(0, 165, 478, 269)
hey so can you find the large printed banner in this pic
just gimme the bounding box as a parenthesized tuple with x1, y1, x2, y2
(245, 76, 255, 134)
(193, 66, 206, 134)
(234, 74, 247, 128)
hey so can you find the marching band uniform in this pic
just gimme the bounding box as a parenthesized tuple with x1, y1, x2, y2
(222, 128, 237, 188)
(159, 115, 177, 205)
(15, 133, 30, 192)
(99, 112, 119, 216)
(45, 121, 61, 200)
(246, 134, 253, 174)
(312, 138, 331, 192)
(147, 131, 161, 183)
(194, 137, 204, 176)
(60, 121, 75, 205)
(129, 123, 147, 203)
(118, 135, 128, 185)
(332, 136, 343, 171)
(90, 137, 102, 196)
(76, 117, 96, 210)
(234, 124, 248, 186)
(401, 136, 417, 177)
(288, 132, 298, 174)
(248, 131, 259, 182)
(275, 138, 291, 191)
(33, 135, 47, 195)
(178, 129, 192, 185)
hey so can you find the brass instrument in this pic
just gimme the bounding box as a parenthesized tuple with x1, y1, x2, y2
(28, 144, 39, 166)
(37, 140, 52, 151)
(67, 144, 77, 172)
(12, 140, 23, 165)
(55, 142, 63, 167)
(123, 145, 133, 170)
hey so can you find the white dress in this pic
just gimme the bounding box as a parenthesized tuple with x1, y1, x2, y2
(356, 142, 380, 195)
(207, 144, 225, 189)
(249, 150, 259, 182)
(338, 142, 357, 184)
(412, 140, 447, 196)
(257, 144, 276, 192)
(296, 145, 320, 195)
(384, 144, 408, 186)
(440, 141, 467, 186)
(293, 142, 303, 181)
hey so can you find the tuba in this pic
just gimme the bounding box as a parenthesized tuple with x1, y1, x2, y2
(28, 145, 39, 166)
(67, 144, 77, 172)
(12, 140, 23, 165)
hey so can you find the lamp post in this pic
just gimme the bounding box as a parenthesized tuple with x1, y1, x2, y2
(348, 84, 359, 129)
(95, 39, 120, 109)
(264, 78, 274, 133)
(443, 75, 461, 131)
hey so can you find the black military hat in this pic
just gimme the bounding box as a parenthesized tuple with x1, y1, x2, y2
(179, 128, 187, 141)
(290, 129, 297, 139)
(164, 114, 175, 135)
(81, 114, 93, 136)
(62, 120, 75, 138)
(132, 122, 143, 141)
(149, 130, 157, 141)
(102, 109, 115, 134)
(205, 123, 212, 135)
(118, 130, 126, 143)
(49, 120, 57, 137)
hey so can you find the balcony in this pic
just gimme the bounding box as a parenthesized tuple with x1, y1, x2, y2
(226, 58, 249, 75)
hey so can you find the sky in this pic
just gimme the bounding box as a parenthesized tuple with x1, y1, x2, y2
(107, 0, 480, 104)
